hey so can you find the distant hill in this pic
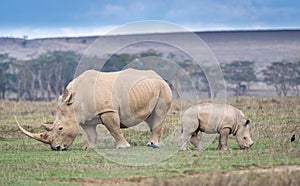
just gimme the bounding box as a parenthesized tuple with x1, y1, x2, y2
(0, 36, 95, 60)
(1, 30, 300, 67)
(1, 30, 300, 98)
(199, 30, 300, 66)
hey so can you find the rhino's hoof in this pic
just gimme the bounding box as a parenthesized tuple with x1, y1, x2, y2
(179, 148, 188, 151)
(147, 142, 159, 148)
(220, 147, 231, 151)
(117, 146, 130, 149)
(116, 143, 131, 149)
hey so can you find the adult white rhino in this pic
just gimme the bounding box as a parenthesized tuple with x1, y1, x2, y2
(17, 68, 172, 150)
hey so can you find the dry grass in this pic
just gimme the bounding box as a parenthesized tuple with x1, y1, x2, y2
(138, 167, 300, 186)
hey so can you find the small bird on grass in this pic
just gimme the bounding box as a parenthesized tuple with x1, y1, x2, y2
(291, 134, 296, 142)
(147, 142, 159, 148)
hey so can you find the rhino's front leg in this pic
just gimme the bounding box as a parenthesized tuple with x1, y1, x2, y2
(81, 125, 97, 150)
(100, 112, 130, 149)
(217, 128, 231, 150)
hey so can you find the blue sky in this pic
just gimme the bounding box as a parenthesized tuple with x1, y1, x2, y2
(1, 0, 300, 38)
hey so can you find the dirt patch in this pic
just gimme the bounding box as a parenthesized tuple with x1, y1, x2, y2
(140, 165, 300, 186)
(73, 165, 300, 186)
(227, 165, 300, 175)
(65, 177, 145, 186)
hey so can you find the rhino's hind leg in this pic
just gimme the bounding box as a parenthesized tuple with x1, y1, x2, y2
(100, 112, 130, 149)
(180, 112, 199, 151)
(145, 114, 164, 147)
(180, 130, 200, 151)
(180, 131, 192, 151)
(190, 131, 200, 149)
(145, 99, 169, 147)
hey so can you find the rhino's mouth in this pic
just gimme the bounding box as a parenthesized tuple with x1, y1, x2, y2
(240, 144, 253, 150)
(239, 144, 249, 150)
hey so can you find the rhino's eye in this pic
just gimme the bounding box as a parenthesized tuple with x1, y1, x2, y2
(243, 137, 247, 140)
(58, 126, 63, 131)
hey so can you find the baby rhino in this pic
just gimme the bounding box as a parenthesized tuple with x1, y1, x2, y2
(180, 103, 254, 151)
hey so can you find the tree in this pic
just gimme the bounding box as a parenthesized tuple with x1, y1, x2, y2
(192, 65, 225, 98)
(262, 61, 299, 96)
(32, 51, 79, 100)
(221, 61, 257, 96)
(6, 51, 79, 101)
(290, 61, 300, 96)
(0, 54, 15, 99)
(8, 61, 30, 101)
(102, 53, 137, 72)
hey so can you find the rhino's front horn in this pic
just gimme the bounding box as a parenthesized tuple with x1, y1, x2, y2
(15, 116, 50, 144)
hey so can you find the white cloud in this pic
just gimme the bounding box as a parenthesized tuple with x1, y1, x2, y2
(0, 26, 120, 39)
(0, 22, 192, 39)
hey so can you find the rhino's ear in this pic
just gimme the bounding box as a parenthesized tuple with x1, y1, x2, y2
(64, 92, 75, 105)
(245, 119, 251, 126)
(62, 89, 75, 106)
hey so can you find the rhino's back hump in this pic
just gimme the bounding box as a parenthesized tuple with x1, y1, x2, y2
(197, 103, 236, 133)
(117, 69, 171, 121)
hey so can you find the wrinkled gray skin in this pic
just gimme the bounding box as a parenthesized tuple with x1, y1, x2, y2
(180, 103, 254, 151)
(17, 68, 172, 151)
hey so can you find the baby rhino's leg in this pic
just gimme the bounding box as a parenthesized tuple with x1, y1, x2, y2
(217, 128, 231, 150)
(180, 107, 199, 151)
(180, 121, 199, 151)
(190, 131, 200, 149)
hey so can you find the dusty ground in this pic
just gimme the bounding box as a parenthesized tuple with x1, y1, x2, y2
(69, 165, 300, 186)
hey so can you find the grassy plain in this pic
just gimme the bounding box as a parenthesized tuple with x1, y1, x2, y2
(1, 97, 300, 185)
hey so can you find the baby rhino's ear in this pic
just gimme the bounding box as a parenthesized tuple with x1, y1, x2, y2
(245, 119, 251, 126)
